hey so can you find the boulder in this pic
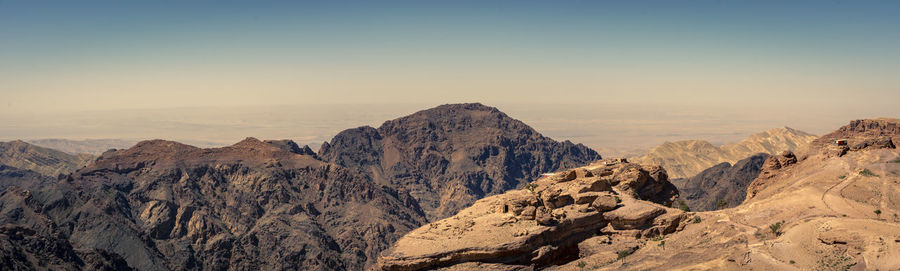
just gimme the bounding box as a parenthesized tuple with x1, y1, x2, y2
(591, 194, 619, 212)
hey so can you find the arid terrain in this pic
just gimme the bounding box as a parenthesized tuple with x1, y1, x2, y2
(375, 119, 900, 271)
(632, 127, 816, 179)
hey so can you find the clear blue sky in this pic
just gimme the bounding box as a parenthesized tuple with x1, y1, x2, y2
(1, 1, 899, 114)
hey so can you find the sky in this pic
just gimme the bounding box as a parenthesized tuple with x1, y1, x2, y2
(1, 1, 899, 154)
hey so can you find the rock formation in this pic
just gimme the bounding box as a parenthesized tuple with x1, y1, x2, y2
(0, 138, 427, 270)
(319, 103, 601, 220)
(375, 159, 686, 270)
(0, 164, 52, 192)
(632, 127, 816, 179)
(0, 140, 95, 177)
(676, 153, 769, 211)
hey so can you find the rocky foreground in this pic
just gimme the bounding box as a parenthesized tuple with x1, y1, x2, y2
(375, 159, 683, 270)
(377, 119, 900, 271)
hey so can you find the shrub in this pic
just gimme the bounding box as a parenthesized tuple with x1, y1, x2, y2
(769, 221, 784, 236)
(577, 261, 586, 268)
(838, 175, 847, 179)
(874, 209, 881, 215)
(525, 183, 538, 192)
(889, 157, 900, 163)
(716, 199, 728, 209)
(614, 196, 622, 203)
(617, 249, 633, 263)
(677, 200, 691, 212)
(859, 169, 879, 177)
(790, 260, 795, 264)
(693, 216, 702, 223)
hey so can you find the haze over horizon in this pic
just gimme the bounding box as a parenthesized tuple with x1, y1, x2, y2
(2, 1, 899, 154)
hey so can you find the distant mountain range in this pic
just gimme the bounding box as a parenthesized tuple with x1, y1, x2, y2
(0, 103, 601, 270)
(0, 140, 95, 177)
(632, 127, 816, 179)
(27, 138, 138, 155)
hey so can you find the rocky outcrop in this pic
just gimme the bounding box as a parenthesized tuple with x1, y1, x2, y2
(0, 138, 427, 270)
(808, 118, 899, 156)
(0, 140, 95, 177)
(264, 139, 317, 156)
(375, 160, 687, 271)
(319, 103, 601, 220)
(632, 127, 815, 179)
(677, 153, 769, 211)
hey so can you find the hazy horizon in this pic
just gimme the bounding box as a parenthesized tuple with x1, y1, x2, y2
(2, 1, 899, 156)
(3, 102, 895, 157)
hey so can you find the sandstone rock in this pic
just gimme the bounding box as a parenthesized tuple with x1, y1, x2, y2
(574, 192, 601, 204)
(376, 161, 685, 271)
(521, 206, 537, 220)
(850, 136, 895, 150)
(603, 202, 666, 230)
(552, 169, 578, 182)
(591, 194, 619, 212)
(535, 206, 553, 225)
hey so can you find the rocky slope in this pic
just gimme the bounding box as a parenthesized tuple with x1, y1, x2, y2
(375, 159, 683, 270)
(632, 127, 816, 179)
(319, 103, 601, 220)
(0, 140, 95, 177)
(558, 119, 898, 270)
(0, 138, 427, 270)
(0, 164, 53, 192)
(675, 153, 769, 211)
(377, 119, 900, 271)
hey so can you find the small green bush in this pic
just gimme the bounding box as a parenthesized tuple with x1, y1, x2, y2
(838, 175, 847, 179)
(769, 221, 785, 236)
(874, 209, 881, 215)
(614, 196, 622, 203)
(577, 261, 586, 268)
(716, 199, 728, 209)
(889, 157, 900, 163)
(859, 169, 879, 177)
(693, 216, 702, 223)
(677, 200, 691, 212)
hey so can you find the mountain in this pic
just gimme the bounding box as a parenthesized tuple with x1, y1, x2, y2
(632, 127, 816, 179)
(28, 139, 138, 155)
(318, 103, 601, 220)
(376, 119, 900, 270)
(675, 153, 769, 211)
(0, 138, 426, 270)
(0, 140, 95, 177)
(376, 159, 684, 270)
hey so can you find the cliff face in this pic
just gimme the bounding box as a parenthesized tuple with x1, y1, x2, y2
(677, 153, 769, 211)
(319, 103, 601, 220)
(0, 138, 426, 270)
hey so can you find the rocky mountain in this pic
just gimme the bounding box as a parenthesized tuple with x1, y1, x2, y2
(28, 139, 138, 155)
(632, 127, 816, 179)
(0, 138, 427, 270)
(675, 153, 769, 212)
(318, 103, 601, 220)
(0, 165, 53, 192)
(376, 159, 683, 270)
(377, 119, 900, 270)
(0, 140, 95, 177)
